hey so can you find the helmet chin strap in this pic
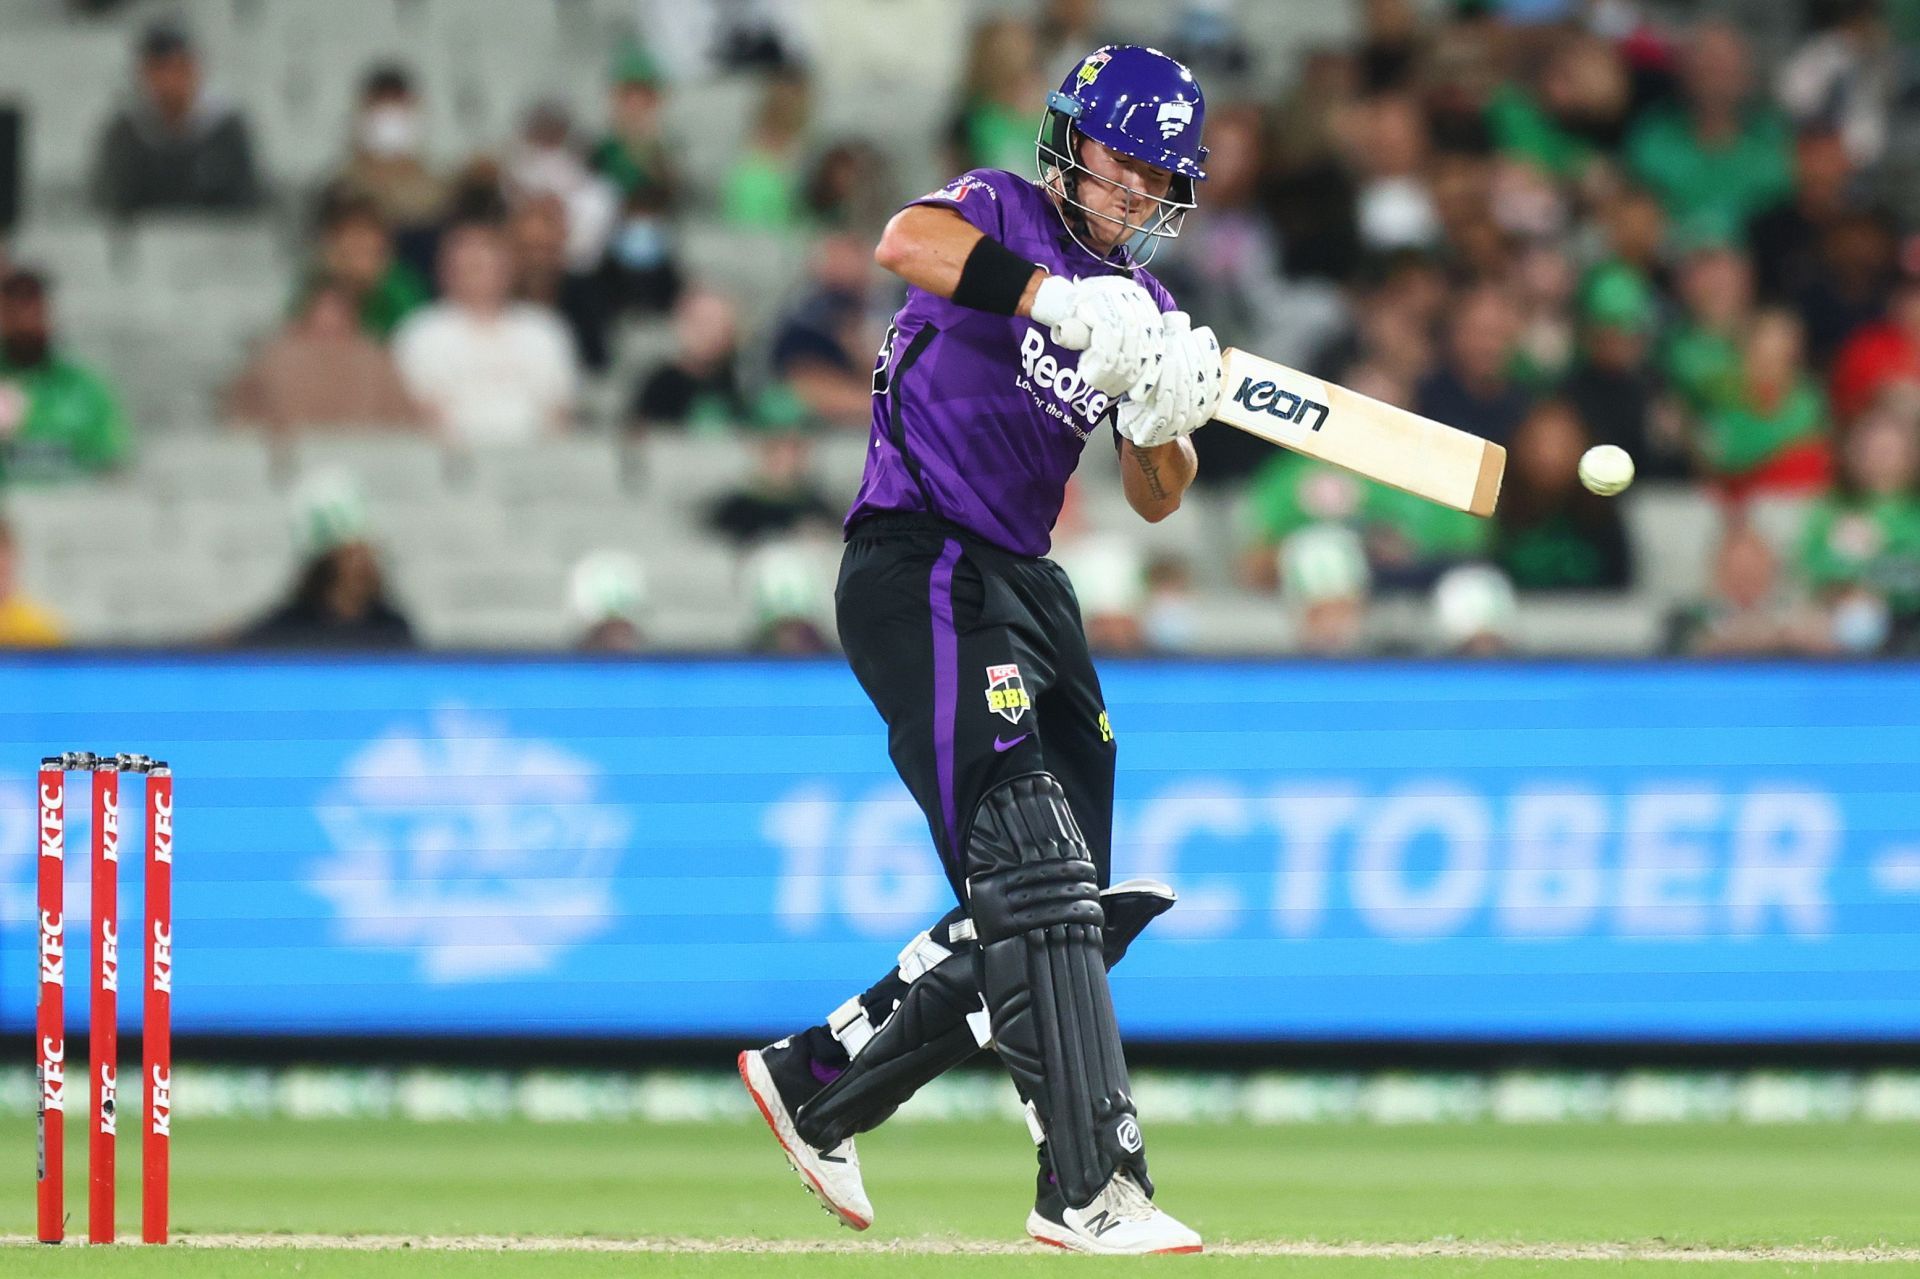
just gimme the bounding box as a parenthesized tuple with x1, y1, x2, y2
(1045, 159, 1127, 272)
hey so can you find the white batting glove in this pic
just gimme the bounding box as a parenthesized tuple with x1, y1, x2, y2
(1029, 274, 1167, 397)
(1115, 312, 1223, 449)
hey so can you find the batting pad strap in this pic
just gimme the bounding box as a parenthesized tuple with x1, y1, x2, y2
(969, 858, 1102, 942)
(895, 929, 952, 985)
(952, 234, 1043, 316)
(1024, 1101, 1047, 1147)
(826, 996, 876, 1059)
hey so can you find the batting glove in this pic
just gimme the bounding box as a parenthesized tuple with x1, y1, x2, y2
(1030, 274, 1168, 398)
(1115, 312, 1223, 449)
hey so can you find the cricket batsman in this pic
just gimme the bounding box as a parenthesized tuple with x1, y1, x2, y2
(739, 45, 1220, 1255)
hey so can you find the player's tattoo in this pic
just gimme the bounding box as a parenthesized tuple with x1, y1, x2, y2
(1130, 444, 1169, 501)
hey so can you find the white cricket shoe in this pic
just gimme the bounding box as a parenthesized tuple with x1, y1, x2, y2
(1027, 1169, 1203, 1255)
(737, 1045, 873, 1230)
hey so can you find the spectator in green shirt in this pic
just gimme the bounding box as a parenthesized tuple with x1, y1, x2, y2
(0, 269, 130, 484)
(1624, 21, 1793, 246)
(949, 16, 1042, 174)
(1698, 309, 1833, 496)
(722, 69, 811, 230)
(1798, 396, 1920, 636)
(589, 45, 677, 212)
(1493, 399, 1632, 591)
(1242, 368, 1490, 593)
(1662, 243, 1752, 418)
(1486, 29, 1632, 182)
(300, 197, 430, 341)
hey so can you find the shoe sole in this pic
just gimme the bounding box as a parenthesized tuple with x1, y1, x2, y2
(1026, 1211, 1203, 1255)
(737, 1050, 872, 1231)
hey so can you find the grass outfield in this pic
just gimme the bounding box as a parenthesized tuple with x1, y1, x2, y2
(4, 1116, 1919, 1274)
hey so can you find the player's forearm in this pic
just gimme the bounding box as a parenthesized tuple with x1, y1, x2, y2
(874, 207, 1046, 314)
(1121, 437, 1196, 522)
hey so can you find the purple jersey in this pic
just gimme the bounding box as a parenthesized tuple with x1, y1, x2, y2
(846, 168, 1177, 557)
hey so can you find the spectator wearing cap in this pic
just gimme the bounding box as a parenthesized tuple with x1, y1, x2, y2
(590, 45, 685, 316)
(569, 549, 648, 653)
(1430, 564, 1519, 657)
(1242, 444, 1488, 594)
(770, 233, 879, 427)
(324, 64, 449, 254)
(629, 288, 750, 434)
(1415, 284, 1531, 448)
(1279, 524, 1373, 656)
(0, 517, 63, 648)
(1697, 309, 1832, 497)
(1559, 265, 1689, 480)
(706, 405, 840, 549)
(300, 198, 431, 342)
(91, 23, 260, 217)
(224, 282, 423, 434)
(1624, 21, 1792, 246)
(1831, 267, 1920, 426)
(1797, 394, 1920, 648)
(744, 540, 835, 655)
(505, 100, 621, 273)
(590, 45, 677, 211)
(1665, 521, 1831, 656)
(235, 473, 415, 649)
(393, 221, 579, 446)
(0, 269, 130, 484)
(1493, 400, 1632, 591)
(1055, 536, 1148, 656)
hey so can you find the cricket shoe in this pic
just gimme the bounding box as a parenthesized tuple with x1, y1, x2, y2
(1028, 1168, 1203, 1255)
(737, 1041, 872, 1230)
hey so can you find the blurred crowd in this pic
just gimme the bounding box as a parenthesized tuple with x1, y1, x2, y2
(2, 0, 1920, 657)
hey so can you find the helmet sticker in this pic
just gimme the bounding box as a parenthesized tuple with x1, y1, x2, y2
(1157, 101, 1194, 139)
(1075, 50, 1111, 88)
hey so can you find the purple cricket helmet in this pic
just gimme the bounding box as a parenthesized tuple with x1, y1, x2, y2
(1037, 44, 1208, 265)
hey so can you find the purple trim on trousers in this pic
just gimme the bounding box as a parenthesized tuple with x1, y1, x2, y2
(810, 1058, 845, 1086)
(929, 539, 963, 849)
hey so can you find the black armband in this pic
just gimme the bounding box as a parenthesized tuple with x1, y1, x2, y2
(952, 235, 1040, 316)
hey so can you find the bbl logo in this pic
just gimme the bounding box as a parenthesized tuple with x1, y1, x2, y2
(1232, 377, 1329, 432)
(984, 664, 1031, 724)
(1076, 50, 1111, 87)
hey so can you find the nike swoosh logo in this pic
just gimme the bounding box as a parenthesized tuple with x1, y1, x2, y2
(993, 733, 1031, 753)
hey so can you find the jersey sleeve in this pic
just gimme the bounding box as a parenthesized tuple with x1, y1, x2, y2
(902, 168, 1018, 240)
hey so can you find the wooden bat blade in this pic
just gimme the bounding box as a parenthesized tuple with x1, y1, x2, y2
(1212, 348, 1507, 516)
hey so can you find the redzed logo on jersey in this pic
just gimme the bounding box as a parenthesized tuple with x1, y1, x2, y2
(984, 664, 1031, 724)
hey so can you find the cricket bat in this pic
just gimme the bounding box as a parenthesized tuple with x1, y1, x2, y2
(1212, 348, 1507, 517)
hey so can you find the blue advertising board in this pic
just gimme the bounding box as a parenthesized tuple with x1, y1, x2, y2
(2, 657, 1917, 1042)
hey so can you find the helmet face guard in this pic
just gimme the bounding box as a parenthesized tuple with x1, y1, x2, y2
(1036, 45, 1208, 268)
